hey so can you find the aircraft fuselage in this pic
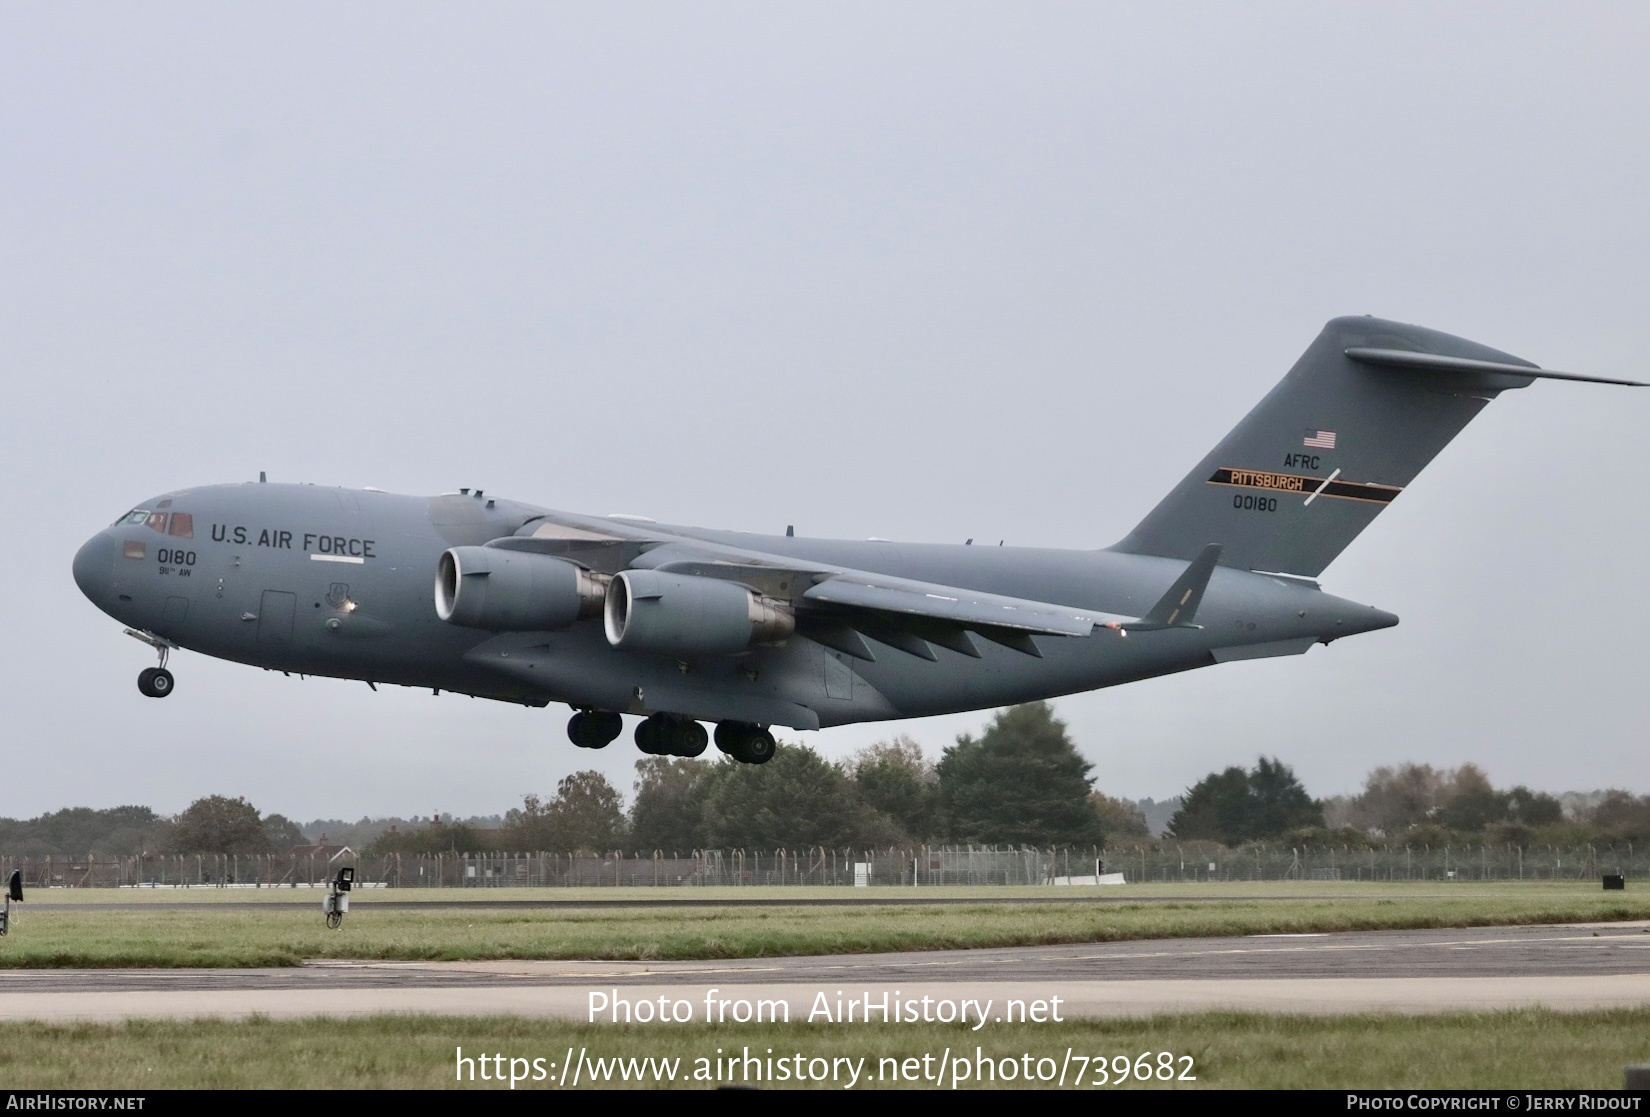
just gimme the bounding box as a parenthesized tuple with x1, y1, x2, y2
(72, 481, 1395, 731)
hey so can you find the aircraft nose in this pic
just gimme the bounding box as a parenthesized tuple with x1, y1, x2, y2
(73, 531, 115, 603)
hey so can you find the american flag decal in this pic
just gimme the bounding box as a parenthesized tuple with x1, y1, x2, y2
(1304, 429, 1337, 450)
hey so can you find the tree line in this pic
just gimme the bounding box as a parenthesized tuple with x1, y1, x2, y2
(3, 704, 1149, 857)
(6, 702, 1649, 856)
(1162, 758, 1650, 848)
(371, 702, 1149, 854)
(0, 799, 305, 859)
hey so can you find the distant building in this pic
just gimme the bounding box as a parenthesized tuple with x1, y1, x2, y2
(290, 833, 353, 861)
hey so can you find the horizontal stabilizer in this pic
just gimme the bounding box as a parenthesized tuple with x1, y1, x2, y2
(1345, 347, 1648, 388)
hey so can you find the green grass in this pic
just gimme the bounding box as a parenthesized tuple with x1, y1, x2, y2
(4, 882, 1647, 968)
(4, 1009, 1648, 1089)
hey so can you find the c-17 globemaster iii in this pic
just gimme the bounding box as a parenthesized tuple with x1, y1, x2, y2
(72, 317, 1643, 764)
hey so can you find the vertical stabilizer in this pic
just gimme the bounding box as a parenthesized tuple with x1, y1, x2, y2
(1110, 317, 1548, 577)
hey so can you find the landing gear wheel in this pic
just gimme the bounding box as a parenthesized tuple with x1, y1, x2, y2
(568, 710, 623, 749)
(634, 716, 668, 755)
(636, 714, 709, 757)
(714, 722, 775, 764)
(587, 711, 622, 747)
(742, 727, 775, 765)
(675, 720, 708, 758)
(714, 721, 745, 758)
(137, 667, 175, 698)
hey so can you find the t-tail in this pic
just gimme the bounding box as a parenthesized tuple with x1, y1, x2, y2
(1110, 316, 1645, 578)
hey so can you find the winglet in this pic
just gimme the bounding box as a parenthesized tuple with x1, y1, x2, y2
(1112, 544, 1222, 632)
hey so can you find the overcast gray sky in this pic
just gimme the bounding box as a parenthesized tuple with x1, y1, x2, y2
(4, 3, 1647, 822)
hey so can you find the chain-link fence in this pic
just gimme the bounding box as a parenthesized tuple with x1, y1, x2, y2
(0, 847, 1052, 888)
(1, 842, 1643, 889)
(1100, 842, 1645, 883)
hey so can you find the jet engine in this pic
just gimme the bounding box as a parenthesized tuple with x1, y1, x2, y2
(435, 547, 607, 630)
(603, 569, 794, 656)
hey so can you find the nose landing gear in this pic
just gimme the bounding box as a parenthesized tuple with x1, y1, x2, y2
(126, 628, 179, 699)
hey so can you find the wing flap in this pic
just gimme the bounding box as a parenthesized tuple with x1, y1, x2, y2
(803, 576, 1124, 636)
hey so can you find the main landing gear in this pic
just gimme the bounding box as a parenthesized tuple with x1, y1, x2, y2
(569, 711, 775, 764)
(635, 713, 708, 757)
(714, 721, 776, 765)
(567, 710, 623, 749)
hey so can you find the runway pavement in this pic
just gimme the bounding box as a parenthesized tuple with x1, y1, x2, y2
(4, 921, 1650, 1021)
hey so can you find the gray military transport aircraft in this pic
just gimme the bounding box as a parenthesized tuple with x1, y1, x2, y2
(72, 317, 1643, 764)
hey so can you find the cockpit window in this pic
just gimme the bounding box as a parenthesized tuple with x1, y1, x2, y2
(116, 509, 149, 526)
(167, 512, 194, 538)
(145, 512, 168, 534)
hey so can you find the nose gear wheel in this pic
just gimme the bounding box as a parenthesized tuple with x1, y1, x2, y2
(137, 666, 175, 698)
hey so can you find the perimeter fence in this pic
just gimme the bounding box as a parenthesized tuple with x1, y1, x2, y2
(1, 842, 1645, 888)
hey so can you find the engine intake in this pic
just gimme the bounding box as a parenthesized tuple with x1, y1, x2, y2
(435, 547, 607, 630)
(604, 569, 794, 656)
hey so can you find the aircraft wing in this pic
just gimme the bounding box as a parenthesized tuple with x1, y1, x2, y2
(495, 516, 1220, 660)
(805, 542, 1224, 654)
(628, 539, 1128, 636)
(647, 540, 1221, 660)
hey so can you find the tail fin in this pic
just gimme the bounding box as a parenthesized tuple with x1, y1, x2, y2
(1111, 316, 1642, 577)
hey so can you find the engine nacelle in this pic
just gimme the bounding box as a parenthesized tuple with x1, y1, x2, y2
(604, 569, 794, 657)
(435, 547, 607, 630)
